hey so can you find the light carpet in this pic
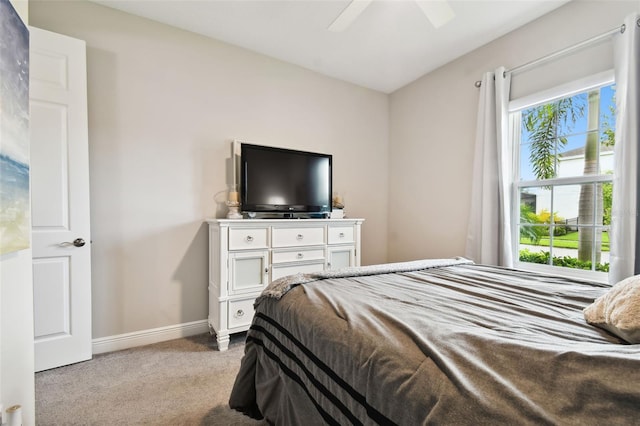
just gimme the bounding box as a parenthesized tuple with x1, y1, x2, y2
(35, 333, 267, 425)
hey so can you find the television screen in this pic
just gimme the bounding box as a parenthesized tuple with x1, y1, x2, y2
(240, 143, 332, 215)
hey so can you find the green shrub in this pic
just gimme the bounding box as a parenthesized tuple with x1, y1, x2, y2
(519, 249, 609, 272)
(553, 226, 567, 237)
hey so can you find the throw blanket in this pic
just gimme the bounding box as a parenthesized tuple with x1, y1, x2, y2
(256, 257, 473, 304)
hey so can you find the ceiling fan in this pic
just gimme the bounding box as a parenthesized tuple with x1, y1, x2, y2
(328, 0, 455, 32)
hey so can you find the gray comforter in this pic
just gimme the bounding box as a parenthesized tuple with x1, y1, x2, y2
(229, 261, 640, 425)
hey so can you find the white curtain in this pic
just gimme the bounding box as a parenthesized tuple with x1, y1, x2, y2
(465, 67, 513, 267)
(610, 14, 640, 284)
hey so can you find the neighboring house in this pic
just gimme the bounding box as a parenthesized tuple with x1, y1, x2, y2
(531, 144, 614, 224)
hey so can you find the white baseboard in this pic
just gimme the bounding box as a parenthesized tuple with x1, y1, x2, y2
(92, 319, 210, 355)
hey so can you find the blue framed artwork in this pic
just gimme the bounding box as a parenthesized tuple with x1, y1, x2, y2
(0, 0, 30, 255)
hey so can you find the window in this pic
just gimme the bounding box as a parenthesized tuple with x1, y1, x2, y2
(510, 72, 615, 280)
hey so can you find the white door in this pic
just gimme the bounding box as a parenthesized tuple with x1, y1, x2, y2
(30, 27, 92, 372)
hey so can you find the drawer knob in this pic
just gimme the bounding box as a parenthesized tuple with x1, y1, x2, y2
(236, 309, 244, 317)
(339, 232, 345, 238)
(296, 234, 304, 240)
(297, 253, 304, 259)
(245, 235, 254, 243)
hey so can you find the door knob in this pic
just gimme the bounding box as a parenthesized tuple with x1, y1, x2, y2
(62, 238, 86, 247)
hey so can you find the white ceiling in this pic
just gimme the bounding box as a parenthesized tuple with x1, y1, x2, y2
(91, 0, 571, 93)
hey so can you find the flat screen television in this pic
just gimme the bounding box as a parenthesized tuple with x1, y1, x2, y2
(240, 143, 332, 217)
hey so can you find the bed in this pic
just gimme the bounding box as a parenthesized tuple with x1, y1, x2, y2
(229, 258, 640, 425)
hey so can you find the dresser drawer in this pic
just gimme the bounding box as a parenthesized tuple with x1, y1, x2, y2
(272, 248, 325, 264)
(271, 261, 325, 281)
(328, 226, 354, 244)
(272, 226, 325, 248)
(229, 227, 268, 250)
(228, 298, 255, 329)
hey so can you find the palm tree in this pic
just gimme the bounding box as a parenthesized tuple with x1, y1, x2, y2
(523, 98, 584, 180)
(577, 90, 603, 263)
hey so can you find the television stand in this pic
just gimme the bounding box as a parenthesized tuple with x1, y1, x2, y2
(205, 217, 364, 350)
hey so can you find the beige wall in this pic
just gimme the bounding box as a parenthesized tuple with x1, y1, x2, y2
(29, 0, 389, 339)
(388, 0, 639, 262)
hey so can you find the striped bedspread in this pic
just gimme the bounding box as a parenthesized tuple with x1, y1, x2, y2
(229, 261, 640, 425)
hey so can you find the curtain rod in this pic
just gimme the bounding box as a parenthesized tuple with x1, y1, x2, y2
(474, 24, 624, 88)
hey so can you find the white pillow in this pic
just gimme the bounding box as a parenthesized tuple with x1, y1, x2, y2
(584, 275, 640, 344)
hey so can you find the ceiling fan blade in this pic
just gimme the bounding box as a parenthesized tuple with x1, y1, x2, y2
(328, 0, 373, 32)
(416, 0, 455, 28)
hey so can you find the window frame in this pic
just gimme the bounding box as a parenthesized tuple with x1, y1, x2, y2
(509, 70, 615, 283)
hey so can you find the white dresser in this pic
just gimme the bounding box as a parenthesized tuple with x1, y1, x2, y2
(206, 218, 364, 350)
